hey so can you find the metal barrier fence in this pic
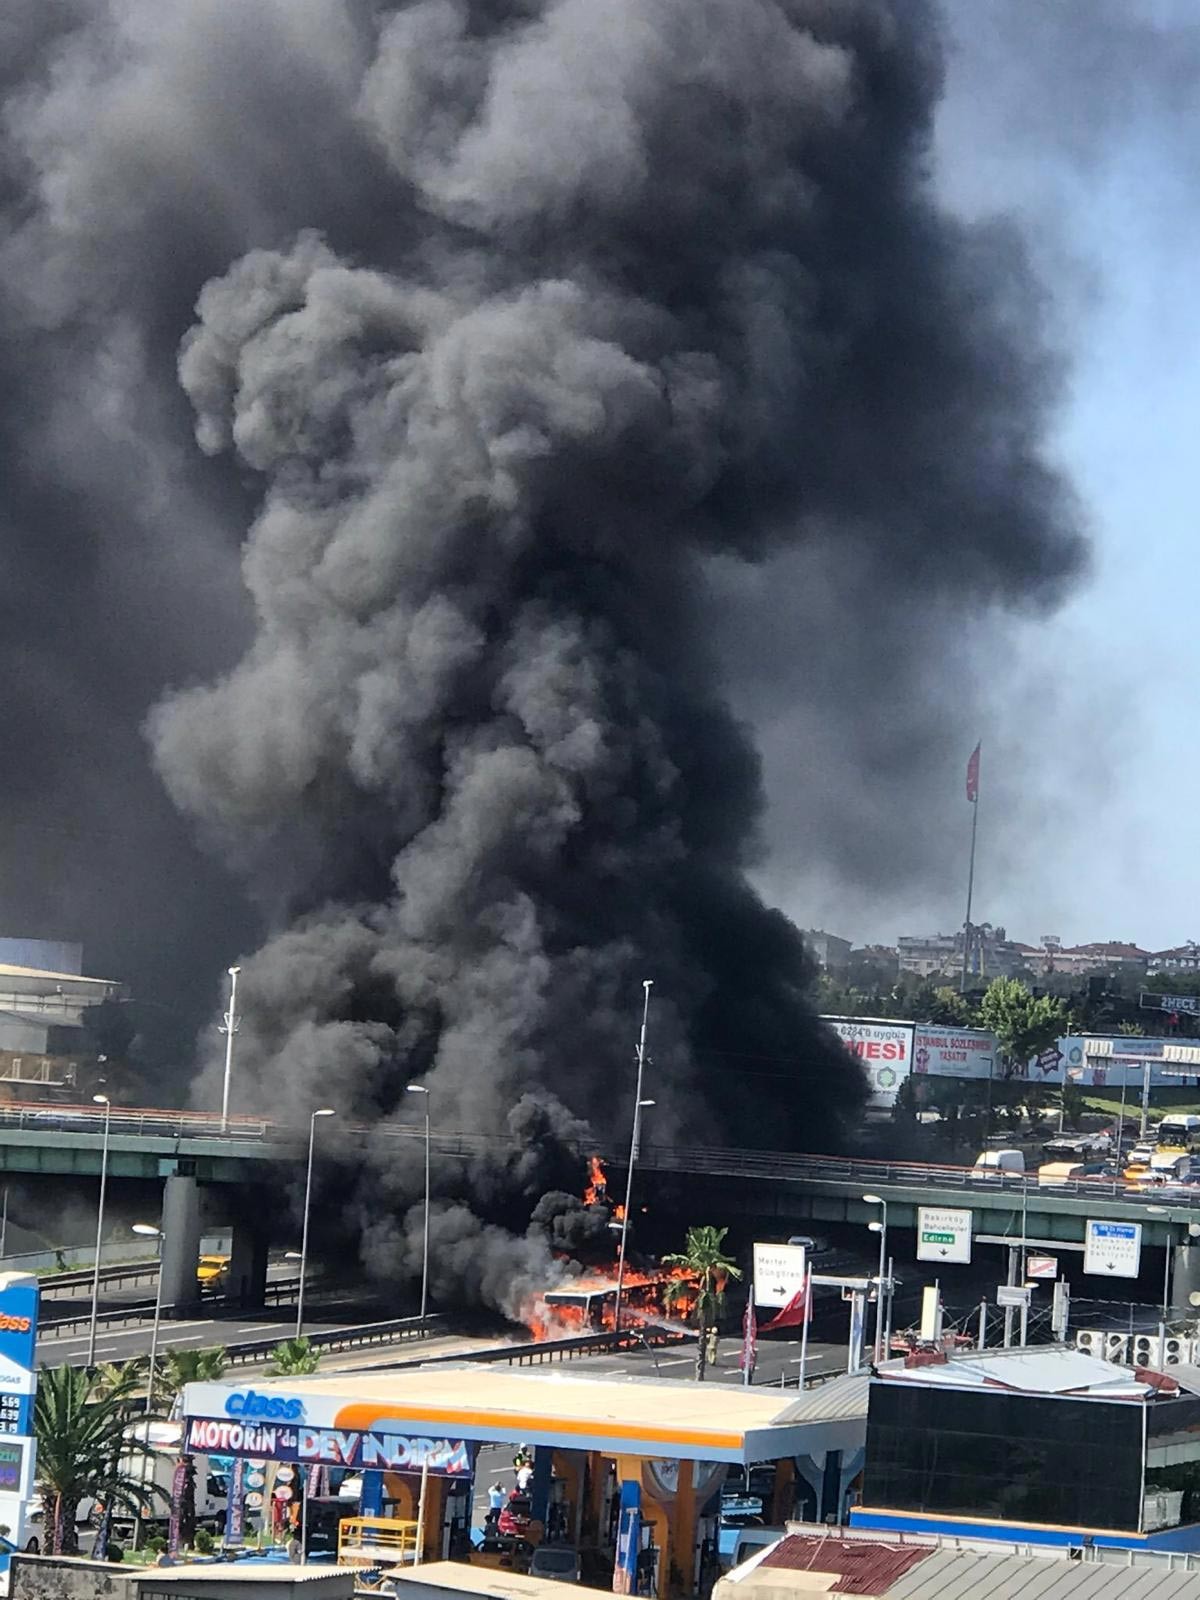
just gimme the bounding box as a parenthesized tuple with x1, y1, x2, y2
(222, 1312, 452, 1367)
(1, 1095, 1192, 1212)
(39, 1277, 304, 1340)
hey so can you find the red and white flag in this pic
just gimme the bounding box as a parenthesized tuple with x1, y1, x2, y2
(763, 1270, 811, 1332)
(965, 742, 981, 803)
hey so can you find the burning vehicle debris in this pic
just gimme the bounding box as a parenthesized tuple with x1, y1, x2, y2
(523, 1156, 700, 1339)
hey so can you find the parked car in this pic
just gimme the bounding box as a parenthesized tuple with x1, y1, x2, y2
(529, 1546, 581, 1583)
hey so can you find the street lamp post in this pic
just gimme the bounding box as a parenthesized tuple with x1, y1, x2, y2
(406, 1085, 431, 1324)
(130, 1223, 164, 1554)
(87, 1094, 112, 1367)
(614, 979, 654, 1334)
(1148, 1205, 1175, 1325)
(863, 1194, 888, 1363)
(132, 1224, 166, 1410)
(296, 1109, 335, 1339)
(219, 965, 241, 1134)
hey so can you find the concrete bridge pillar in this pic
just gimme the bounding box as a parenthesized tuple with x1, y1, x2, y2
(159, 1173, 203, 1317)
(226, 1212, 270, 1309)
(1172, 1235, 1200, 1313)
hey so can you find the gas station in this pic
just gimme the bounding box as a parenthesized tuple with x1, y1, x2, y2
(181, 1364, 867, 1595)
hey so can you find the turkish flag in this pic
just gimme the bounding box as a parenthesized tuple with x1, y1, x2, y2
(966, 742, 981, 803)
(763, 1273, 811, 1332)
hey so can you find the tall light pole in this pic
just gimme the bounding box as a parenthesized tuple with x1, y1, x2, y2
(863, 1194, 888, 1363)
(130, 1222, 163, 1554)
(1148, 1205, 1175, 1325)
(87, 1094, 112, 1367)
(219, 965, 241, 1134)
(614, 979, 654, 1333)
(296, 1108, 335, 1338)
(405, 1085, 431, 1324)
(132, 1224, 165, 1409)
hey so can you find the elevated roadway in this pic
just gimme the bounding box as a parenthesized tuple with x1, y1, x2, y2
(0, 1101, 1190, 1245)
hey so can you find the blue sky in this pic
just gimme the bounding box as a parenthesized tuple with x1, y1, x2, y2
(758, 1, 1200, 954)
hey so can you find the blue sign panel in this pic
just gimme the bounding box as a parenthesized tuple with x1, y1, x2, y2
(0, 1281, 38, 1438)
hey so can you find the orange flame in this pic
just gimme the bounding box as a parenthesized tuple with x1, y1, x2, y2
(521, 1263, 701, 1341)
(583, 1154, 608, 1206)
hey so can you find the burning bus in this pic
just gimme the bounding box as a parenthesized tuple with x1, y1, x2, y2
(522, 1154, 701, 1340)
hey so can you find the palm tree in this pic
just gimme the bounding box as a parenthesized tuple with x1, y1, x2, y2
(34, 1365, 161, 1555)
(158, 1349, 228, 1546)
(269, 1336, 320, 1377)
(160, 1346, 228, 1402)
(662, 1226, 742, 1381)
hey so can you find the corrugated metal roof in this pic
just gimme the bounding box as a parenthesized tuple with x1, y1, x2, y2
(720, 1531, 1200, 1600)
(887, 1548, 1200, 1600)
(0, 1008, 85, 1030)
(1158, 1361, 1200, 1394)
(761, 1536, 931, 1593)
(770, 1373, 870, 1425)
(881, 1348, 1149, 1397)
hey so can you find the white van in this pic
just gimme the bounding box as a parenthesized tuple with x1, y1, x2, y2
(118, 1420, 228, 1532)
(973, 1149, 1025, 1177)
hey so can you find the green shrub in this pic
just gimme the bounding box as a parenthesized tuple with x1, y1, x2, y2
(193, 1528, 215, 1555)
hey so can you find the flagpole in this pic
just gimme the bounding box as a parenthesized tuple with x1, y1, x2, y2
(742, 1281, 755, 1387)
(798, 1267, 811, 1390)
(961, 746, 981, 989)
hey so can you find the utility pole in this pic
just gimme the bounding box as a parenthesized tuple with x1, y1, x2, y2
(614, 981, 654, 1333)
(220, 965, 241, 1134)
(962, 743, 981, 989)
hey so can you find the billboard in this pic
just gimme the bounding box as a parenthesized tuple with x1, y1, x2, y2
(1017, 1035, 1200, 1087)
(823, 1017, 915, 1109)
(913, 1025, 997, 1082)
(185, 1416, 472, 1473)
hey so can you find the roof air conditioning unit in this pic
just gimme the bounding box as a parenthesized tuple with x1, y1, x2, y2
(1075, 1329, 1104, 1358)
(1133, 1334, 1162, 1368)
(1164, 1337, 1187, 1365)
(1104, 1333, 1130, 1364)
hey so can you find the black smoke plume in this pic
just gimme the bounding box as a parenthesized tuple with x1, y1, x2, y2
(0, 2, 1083, 1309)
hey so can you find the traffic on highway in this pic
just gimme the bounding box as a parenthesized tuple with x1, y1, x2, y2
(7, 1096, 1200, 1209)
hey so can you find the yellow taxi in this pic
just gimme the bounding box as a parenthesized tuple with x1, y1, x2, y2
(196, 1253, 230, 1291)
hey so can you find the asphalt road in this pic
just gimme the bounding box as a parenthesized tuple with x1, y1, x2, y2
(35, 1304, 354, 1368)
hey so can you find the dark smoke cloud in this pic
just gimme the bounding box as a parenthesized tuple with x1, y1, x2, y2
(0, 1, 1085, 1307)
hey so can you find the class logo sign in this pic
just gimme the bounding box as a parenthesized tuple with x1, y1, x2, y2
(225, 1391, 305, 1422)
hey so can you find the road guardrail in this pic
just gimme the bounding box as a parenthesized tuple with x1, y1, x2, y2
(38, 1277, 305, 1341)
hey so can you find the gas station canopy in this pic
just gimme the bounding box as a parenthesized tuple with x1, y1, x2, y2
(183, 1366, 867, 1466)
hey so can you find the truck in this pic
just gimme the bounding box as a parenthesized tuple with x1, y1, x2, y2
(973, 1149, 1025, 1177)
(115, 1420, 229, 1535)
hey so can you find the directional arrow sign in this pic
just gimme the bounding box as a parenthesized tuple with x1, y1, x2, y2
(1084, 1219, 1142, 1279)
(916, 1206, 972, 1265)
(752, 1243, 806, 1307)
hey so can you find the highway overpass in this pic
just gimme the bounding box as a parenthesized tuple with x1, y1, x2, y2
(4, 1103, 1198, 1303)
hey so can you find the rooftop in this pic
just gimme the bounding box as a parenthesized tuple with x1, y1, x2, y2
(717, 1530, 1200, 1600)
(0, 962, 115, 986)
(390, 1562, 596, 1600)
(876, 1345, 1154, 1398)
(183, 1364, 864, 1464)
